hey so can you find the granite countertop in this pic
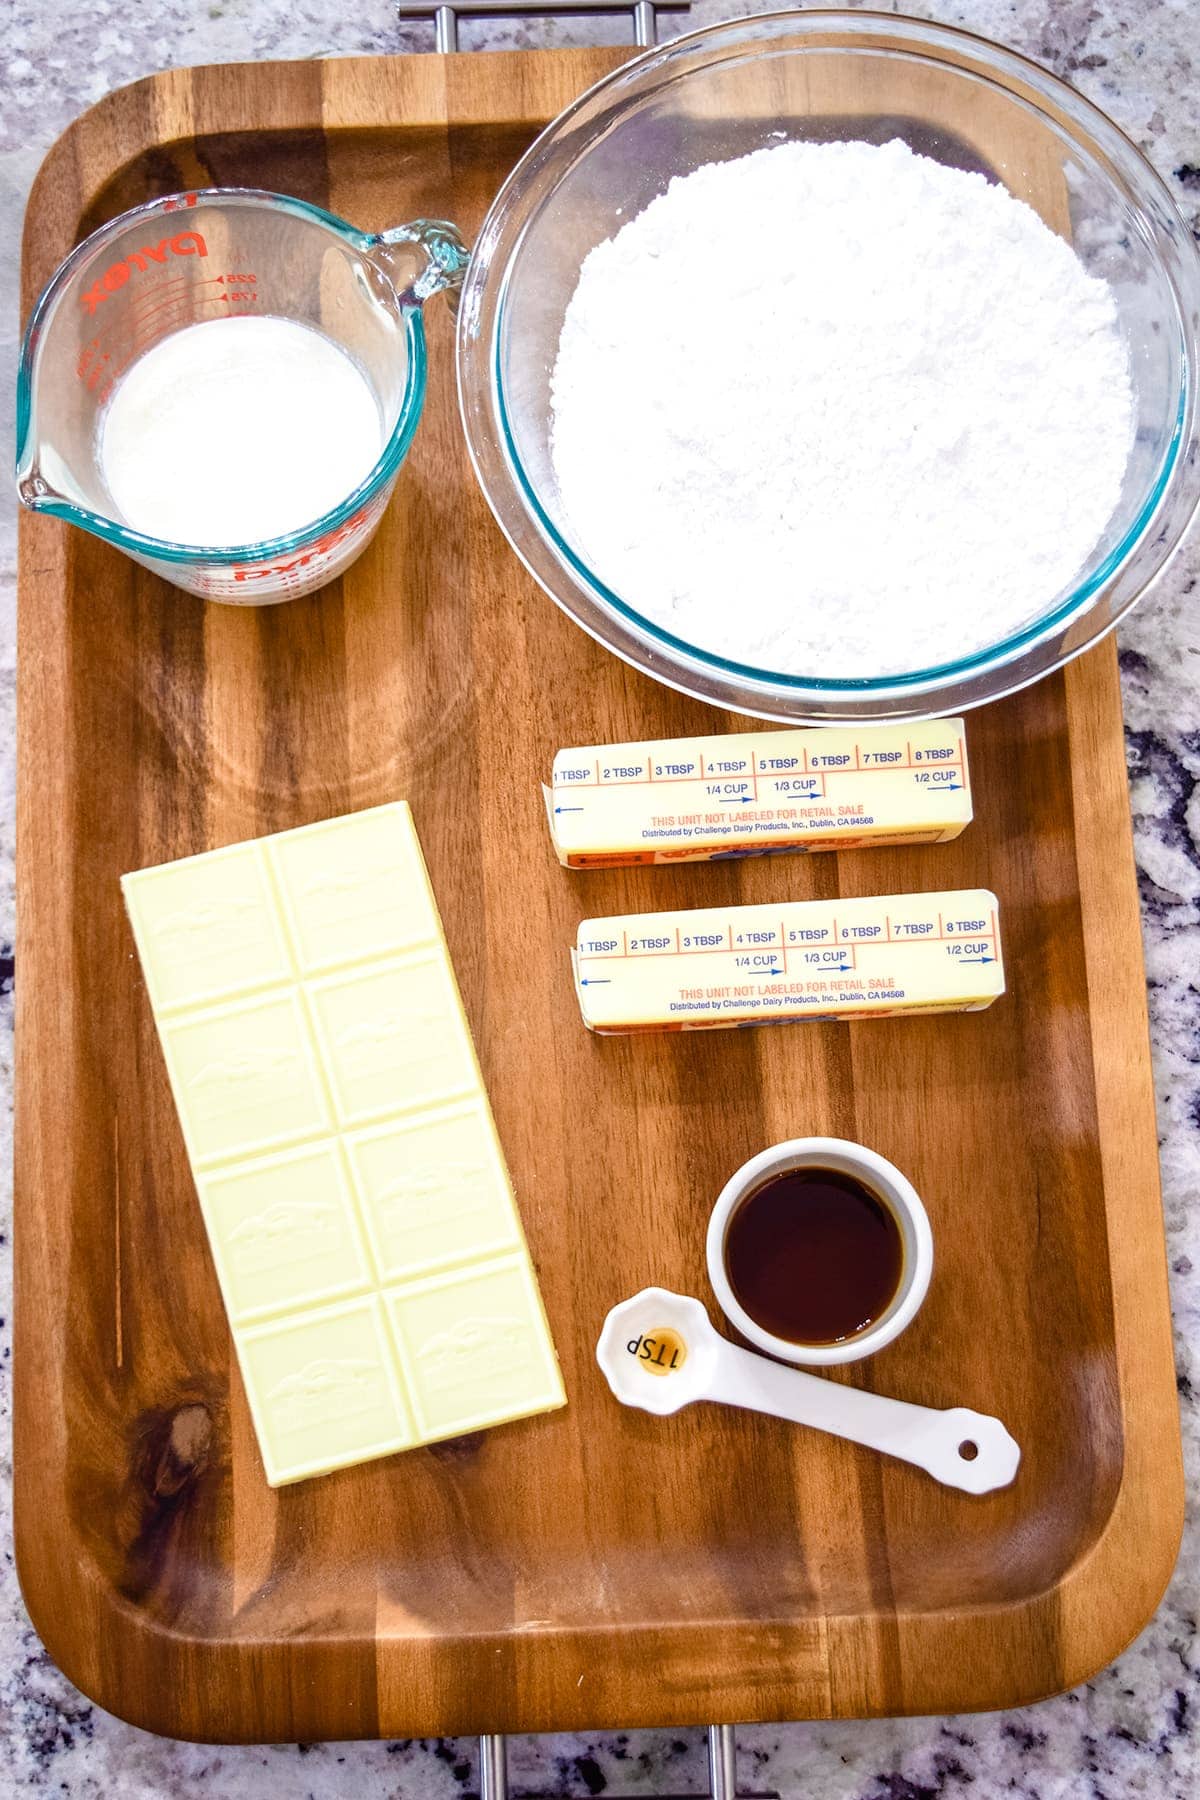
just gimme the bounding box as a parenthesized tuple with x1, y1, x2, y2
(1, 0, 1197, 1793)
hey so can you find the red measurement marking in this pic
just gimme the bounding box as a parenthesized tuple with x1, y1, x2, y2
(229, 496, 374, 584)
(117, 294, 194, 335)
(79, 229, 208, 315)
(125, 279, 254, 329)
(103, 283, 259, 355)
(187, 275, 230, 291)
(127, 273, 237, 310)
(139, 284, 250, 324)
(88, 281, 273, 394)
(101, 311, 194, 371)
(94, 305, 187, 363)
(102, 293, 226, 349)
(126, 275, 190, 308)
(105, 317, 191, 378)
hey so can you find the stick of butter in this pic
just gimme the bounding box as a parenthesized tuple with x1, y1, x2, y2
(546, 721, 971, 867)
(573, 889, 1003, 1033)
(122, 803, 564, 1486)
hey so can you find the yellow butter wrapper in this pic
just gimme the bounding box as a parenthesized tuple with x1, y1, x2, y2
(546, 721, 971, 868)
(573, 889, 1003, 1034)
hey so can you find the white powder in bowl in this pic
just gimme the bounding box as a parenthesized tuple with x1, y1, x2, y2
(549, 139, 1134, 679)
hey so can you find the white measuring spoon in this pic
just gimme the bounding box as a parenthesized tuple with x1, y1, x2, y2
(597, 1288, 1020, 1495)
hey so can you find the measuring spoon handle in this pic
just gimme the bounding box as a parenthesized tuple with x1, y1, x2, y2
(706, 1341, 1020, 1494)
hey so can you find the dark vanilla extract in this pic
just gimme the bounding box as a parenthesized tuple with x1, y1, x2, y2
(724, 1166, 903, 1345)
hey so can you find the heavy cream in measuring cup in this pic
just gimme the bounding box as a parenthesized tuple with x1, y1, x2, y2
(99, 315, 384, 547)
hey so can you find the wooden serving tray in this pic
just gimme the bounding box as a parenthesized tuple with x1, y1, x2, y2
(15, 48, 1183, 1743)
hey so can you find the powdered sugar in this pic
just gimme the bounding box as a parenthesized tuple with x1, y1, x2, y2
(549, 139, 1133, 679)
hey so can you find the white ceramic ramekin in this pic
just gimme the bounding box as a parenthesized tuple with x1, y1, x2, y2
(705, 1137, 933, 1366)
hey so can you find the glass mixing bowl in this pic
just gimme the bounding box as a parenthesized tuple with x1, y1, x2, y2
(457, 9, 1200, 723)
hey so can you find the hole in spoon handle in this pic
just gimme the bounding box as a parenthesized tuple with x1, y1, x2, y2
(922, 1408, 1021, 1493)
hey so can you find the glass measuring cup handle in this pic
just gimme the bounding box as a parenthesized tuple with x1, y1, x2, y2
(367, 218, 470, 314)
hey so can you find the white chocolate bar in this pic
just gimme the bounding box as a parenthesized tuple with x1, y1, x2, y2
(122, 803, 565, 1485)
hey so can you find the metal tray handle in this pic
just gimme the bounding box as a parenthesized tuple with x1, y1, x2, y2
(479, 1724, 776, 1800)
(396, 0, 691, 53)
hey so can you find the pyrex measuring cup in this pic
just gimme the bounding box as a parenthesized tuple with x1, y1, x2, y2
(16, 189, 466, 602)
